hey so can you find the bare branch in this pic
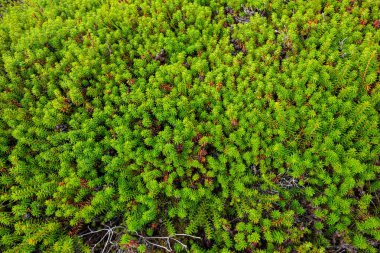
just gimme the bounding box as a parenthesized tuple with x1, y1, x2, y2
(79, 224, 201, 253)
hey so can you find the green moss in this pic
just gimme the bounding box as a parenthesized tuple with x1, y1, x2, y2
(0, 0, 379, 252)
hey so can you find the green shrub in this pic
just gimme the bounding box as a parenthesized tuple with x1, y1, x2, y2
(0, 0, 379, 252)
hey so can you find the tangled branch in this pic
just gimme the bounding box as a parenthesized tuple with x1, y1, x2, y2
(136, 233, 202, 252)
(278, 176, 300, 189)
(80, 225, 201, 253)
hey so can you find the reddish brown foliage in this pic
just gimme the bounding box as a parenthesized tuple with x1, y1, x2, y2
(160, 84, 173, 91)
(373, 20, 380, 29)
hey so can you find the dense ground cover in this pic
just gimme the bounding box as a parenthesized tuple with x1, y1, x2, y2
(0, 0, 379, 252)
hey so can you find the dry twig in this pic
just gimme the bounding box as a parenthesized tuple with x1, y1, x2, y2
(80, 224, 201, 253)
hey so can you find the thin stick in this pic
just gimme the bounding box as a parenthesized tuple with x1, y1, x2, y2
(362, 51, 376, 85)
